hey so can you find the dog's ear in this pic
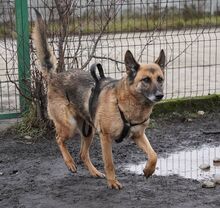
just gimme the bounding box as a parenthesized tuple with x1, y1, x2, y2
(155, 49, 165, 71)
(124, 50, 140, 82)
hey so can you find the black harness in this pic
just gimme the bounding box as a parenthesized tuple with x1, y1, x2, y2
(115, 105, 148, 143)
(81, 63, 106, 137)
(82, 63, 148, 143)
(89, 63, 106, 120)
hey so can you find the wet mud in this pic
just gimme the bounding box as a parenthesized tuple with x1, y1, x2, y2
(0, 111, 220, 208)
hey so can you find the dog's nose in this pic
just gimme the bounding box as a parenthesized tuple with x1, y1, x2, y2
(155, 92, 164, 100)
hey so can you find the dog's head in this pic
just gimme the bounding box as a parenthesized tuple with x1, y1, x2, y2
(124, 50, 165, 104)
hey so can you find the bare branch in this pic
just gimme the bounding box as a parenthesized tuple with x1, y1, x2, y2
(80, 0, 125, 70)
(92, 55, 123, 65)
(137, 1, 168, 61)
(71, 15, 83, 69)
(75, 0, 94, 9)
(165, 32, 203, 66)
(92, 55, 123, 72)
(54, 0, 74, 72)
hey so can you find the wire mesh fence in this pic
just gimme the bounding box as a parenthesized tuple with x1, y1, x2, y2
(0, 0, 20, 117)
(0, 0, 220, 118)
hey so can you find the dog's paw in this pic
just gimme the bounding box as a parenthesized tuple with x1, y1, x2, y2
(96, 172, 105, 178)
(107, 179, 122, 190)
(66, 161, 77, 173)
(143, 168, 155, 178)
(91, 170, 105, 178)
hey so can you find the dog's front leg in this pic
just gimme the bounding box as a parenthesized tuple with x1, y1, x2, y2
(100, 133, 122, 189)
(133, 133, 157, 177)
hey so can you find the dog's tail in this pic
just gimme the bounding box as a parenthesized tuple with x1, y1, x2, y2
(32, 9, 57, 77)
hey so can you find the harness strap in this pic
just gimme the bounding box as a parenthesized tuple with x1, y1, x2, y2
(115, 105, 148, 143)
(82, 63, 106, 137)
(89, 63, 105, 120)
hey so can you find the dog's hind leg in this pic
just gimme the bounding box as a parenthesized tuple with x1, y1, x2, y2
(56, 123, 77, 173)
(80, 131, 105, 178)
(133, 133, 157, 178)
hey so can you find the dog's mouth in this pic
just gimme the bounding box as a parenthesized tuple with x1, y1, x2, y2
(144, 94, 164, 104)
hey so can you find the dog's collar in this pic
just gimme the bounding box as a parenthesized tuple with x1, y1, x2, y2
(115, 103, 148, 143)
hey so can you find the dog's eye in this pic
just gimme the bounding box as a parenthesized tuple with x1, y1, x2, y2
(142, 77, 151, 83)
(157, 76, 163, 83)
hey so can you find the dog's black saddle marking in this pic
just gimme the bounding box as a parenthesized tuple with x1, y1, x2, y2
(115, 105, 148, 143)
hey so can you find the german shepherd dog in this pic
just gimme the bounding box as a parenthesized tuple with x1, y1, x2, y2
(32, 9, 165, 189)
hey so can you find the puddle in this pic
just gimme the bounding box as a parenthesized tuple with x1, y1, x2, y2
(124, 145, 220, 180)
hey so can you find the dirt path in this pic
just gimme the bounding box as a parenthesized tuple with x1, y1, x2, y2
(0, 112, 220, 208)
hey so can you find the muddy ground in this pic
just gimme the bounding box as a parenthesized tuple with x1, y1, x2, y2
(0, 111, 220, 208)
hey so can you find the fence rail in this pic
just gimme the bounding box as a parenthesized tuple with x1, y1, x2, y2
(0, 0, 220, 119)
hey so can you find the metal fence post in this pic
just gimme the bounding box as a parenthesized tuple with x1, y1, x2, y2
(15, 0, 30, 113)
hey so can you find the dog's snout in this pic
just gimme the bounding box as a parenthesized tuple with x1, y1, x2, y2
(155, 92, 164, 100)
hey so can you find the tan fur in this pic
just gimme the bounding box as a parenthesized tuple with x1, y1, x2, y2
(32, 10, 165, 190)
(93, 62, 164, 189)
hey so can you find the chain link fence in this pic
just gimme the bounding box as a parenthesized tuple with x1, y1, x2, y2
(0, 0, 220, 119)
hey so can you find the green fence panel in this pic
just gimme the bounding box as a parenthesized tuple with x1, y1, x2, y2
(15, 0, 30, 114)
(0, 0, 30, 120)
